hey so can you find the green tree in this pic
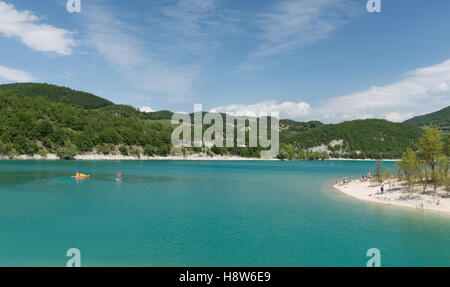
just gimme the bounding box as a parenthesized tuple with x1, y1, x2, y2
(57, 140, 78, 160)
(436, 155, 449, 192)
(383, 167, 394, 190)
(60, 96, 70, 105)
(143, 144, 155, 156)
(156, 144, 171, 156)
(374, 160, 383, 184)
(417, 125, 444, 193)
(119, 146, 128, 156)
(443, 137, 450, 192)
(397, 148, 420, 192)
(278, 144, 295, 160)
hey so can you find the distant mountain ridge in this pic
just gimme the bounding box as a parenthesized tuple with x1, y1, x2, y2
(404, 106, 450, 133)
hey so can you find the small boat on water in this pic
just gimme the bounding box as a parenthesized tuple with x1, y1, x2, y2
(72, 172, 90, 179)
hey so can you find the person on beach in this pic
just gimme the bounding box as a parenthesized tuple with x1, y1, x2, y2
(380, 183, 384, 194)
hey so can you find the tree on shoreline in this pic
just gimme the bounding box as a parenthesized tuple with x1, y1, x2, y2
(443, 137, 450, 191)
(397, 125, 448, 194)
(397, 148, 420, 192)
(374, 160, 383, 184)
(417, 125, 445, 193)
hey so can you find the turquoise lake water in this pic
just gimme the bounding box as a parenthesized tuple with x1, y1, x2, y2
(0, 160, 448, 267)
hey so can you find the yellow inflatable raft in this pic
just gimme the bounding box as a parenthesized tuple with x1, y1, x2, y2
(72, 172, 90, 179)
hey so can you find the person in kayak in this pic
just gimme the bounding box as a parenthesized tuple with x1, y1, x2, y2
(73, 172, 89, 179)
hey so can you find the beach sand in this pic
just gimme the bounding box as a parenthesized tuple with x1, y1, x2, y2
(334, 180, 450, 214)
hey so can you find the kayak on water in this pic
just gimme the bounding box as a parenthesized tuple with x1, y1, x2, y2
(72, 172, 90, 179)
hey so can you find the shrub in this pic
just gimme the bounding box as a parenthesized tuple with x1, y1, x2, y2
(143, 144, 155, 156)
(119, 146, 128, 156)
(57, 140, 78, 160)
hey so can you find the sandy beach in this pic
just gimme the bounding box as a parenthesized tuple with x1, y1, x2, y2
(334, 180, 450, 214)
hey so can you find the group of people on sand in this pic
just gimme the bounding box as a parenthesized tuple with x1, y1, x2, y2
(360, 172, 372, 182)
(335, 171, 387, 194)
(341, 176, 353, 184)
(336, 172, 372, 185)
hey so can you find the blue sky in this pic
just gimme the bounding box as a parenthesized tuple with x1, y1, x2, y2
(0, 0, 449, 122)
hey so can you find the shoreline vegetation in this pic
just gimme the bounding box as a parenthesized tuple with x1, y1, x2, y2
(1, 83, 441, 161)
(0, 153, 399, 161)
(0, 153, 274, 161)
(335, 125, 449, 214)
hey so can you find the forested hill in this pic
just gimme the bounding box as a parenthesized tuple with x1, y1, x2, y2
(0, 83, 113, 109)
(0, 89, 173, 159)
(404, 106, 450, 133)
(99, 104, 174, 120)
(0, 83, 439, 160)
(280, 119, 424, 160)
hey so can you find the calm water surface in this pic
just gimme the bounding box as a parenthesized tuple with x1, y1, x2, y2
(0, 160, 448, 266)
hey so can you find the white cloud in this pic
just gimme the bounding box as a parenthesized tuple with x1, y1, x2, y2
(158, 0, 239, 55)
(315, 59, 450, 122)
(160, 0, 220, 38)
(385, 112, 415, 123)
(210, 101, 311, 119)
(83, 3, 146, 68)
(81, 0, 240, 103)
(0, 1, 76, 55)
(252, 0, 355, 58)
(214, 60, 450, 123)
(139, 106, 155, 113)
(82, 1, 202, 102)
(0, 65, 36, 82)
